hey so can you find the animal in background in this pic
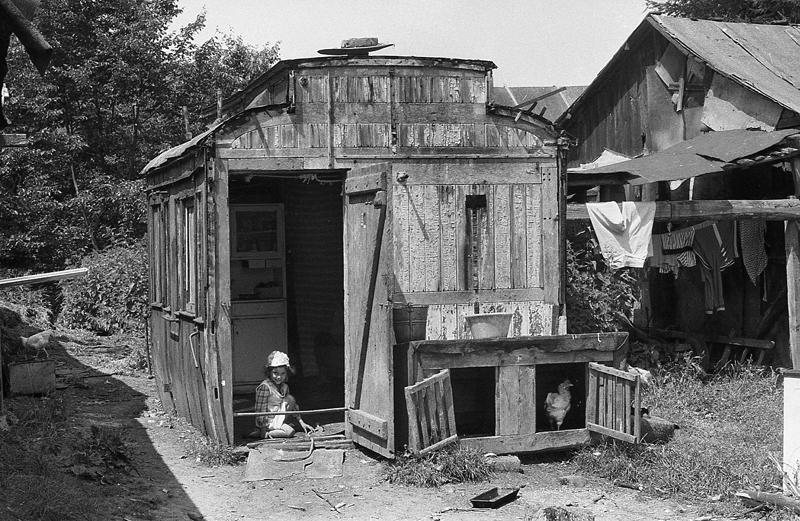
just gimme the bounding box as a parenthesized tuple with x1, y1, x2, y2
(544, 379, 573, 430)
(20, 330, 54, 359)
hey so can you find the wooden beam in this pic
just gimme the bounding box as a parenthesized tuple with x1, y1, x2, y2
(567, 199, 800, 222)
(0, 134, 28, 147)
(0, 268, 88, 289)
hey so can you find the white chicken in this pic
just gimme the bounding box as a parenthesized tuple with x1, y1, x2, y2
(544, 379, 573, 431)
(20, 330, 54, 359)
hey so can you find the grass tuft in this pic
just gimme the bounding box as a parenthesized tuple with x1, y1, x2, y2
(384, 444, 493, 487)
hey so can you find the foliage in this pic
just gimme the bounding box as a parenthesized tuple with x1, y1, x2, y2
(385, 444, 493, 487)
(571, 359, 789, 517)
(58, 242, 148, 335)
(565, 227, 640, 333)
(646, 0, 800, 23)
(1, 1, 280, 272)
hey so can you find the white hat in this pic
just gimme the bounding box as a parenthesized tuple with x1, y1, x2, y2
(267, 351, 291, 368)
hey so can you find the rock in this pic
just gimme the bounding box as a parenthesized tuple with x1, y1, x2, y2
(558, 475, 588, 487)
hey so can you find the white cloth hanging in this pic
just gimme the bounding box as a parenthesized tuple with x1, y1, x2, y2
(586, 201, 656, 269)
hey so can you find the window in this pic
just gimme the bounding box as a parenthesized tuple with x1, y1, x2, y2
(181, 197, 198, 314)
(149, 199, 167, 306)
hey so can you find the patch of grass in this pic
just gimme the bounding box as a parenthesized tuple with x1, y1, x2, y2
(572, 357, 791, 517)
(385, 444, 493, 487)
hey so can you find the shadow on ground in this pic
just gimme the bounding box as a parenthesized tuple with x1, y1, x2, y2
(2, 332, 204, 521)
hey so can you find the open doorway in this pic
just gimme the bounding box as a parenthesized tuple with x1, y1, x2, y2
(228, 173, 346, 439)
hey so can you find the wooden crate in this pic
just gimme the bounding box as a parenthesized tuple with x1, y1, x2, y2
(7, 359, 56, 395)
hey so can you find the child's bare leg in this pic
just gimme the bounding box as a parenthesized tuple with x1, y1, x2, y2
(266, 424, 295, 438)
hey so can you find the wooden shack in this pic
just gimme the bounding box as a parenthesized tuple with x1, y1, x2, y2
(557, 14, 800, 369)
(141, 47, 640, 456)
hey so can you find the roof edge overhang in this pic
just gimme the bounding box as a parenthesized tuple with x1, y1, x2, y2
(140, 102, 291, 178)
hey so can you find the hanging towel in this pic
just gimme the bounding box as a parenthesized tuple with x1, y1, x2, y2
(586, 201, 656, 269)
(739, 220, 768, 285)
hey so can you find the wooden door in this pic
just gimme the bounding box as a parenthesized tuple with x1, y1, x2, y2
(344, 162, 395, 458)
(404, 369, 458, 456)
(586, 362, 642, 443)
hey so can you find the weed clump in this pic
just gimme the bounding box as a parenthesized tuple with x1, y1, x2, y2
(385, 444, 493, 487)
(186, 435, 245, 467)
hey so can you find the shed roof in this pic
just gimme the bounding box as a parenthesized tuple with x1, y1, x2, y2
(572, 128, 799, 186)
(557, 14, 800, 126)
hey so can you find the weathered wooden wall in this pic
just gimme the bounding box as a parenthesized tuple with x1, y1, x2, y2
(563, 27, 658, 167)
(146, 159, 229, 442)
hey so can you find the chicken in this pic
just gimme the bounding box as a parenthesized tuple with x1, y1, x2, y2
(544, 379, 573, 430)
(20, 330, 54, 359)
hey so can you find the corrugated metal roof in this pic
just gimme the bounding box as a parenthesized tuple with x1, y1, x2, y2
(651, 14, 800, 114)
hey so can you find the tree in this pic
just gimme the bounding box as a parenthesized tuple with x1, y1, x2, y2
(0, 1, 279, 270)
(646, 0, 800, 23)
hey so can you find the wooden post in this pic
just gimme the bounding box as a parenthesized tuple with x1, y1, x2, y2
(787, 218, 800, 369)
(789, 144, 800, 369)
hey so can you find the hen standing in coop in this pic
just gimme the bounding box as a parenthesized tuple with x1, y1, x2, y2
(544, 379, 573, 430)
(19, 330, 54, 359)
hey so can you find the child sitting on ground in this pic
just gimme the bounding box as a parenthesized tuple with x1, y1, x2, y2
(249, 351, 313, 439)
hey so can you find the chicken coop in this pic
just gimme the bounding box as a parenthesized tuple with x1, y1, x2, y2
(140, 42, 639, 456)
(394, 332, 638, 455)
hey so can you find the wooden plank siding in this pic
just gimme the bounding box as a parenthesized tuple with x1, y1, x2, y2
(393, 182, 543, 293)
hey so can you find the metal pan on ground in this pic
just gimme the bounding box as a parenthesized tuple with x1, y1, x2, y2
(470, 487, 520, 508)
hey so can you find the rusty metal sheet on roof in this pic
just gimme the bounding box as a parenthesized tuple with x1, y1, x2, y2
(139, 127, 214, 176)
(578, 129, 798, 185)
(593, 152, 726, 186)
(652, 15, 800, 114)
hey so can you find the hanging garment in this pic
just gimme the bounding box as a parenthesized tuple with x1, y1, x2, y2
(586, 201, 656, 269)
(650, 227, 696, 275)
(693, 220, 738, 313)
(739, 220, 768, 285)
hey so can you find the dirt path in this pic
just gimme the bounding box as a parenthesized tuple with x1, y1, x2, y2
(54, 342, 714, 521)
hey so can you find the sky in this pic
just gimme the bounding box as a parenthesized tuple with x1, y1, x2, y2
(172, 0, 651, 88)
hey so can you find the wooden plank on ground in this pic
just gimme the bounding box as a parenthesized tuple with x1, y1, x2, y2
(0, 268, 88, 288)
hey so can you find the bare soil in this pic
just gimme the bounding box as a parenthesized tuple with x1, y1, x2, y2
(14, 339, 723, 521)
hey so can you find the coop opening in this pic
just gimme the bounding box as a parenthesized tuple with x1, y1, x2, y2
(449, 367, 496, 437)
(536, 363, 586, 432)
